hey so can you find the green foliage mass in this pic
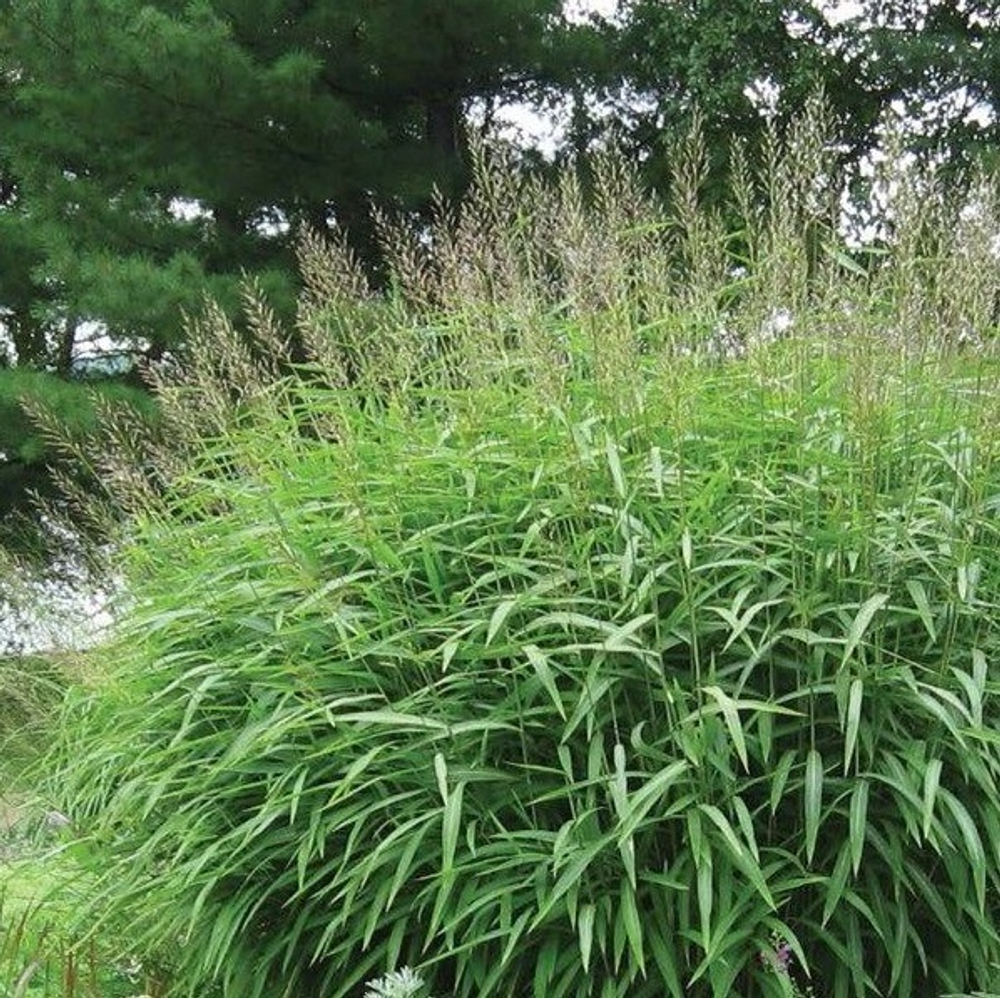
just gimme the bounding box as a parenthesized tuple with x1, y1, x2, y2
(597, 1, 999, 202)
(1, 0, 564, 359)
(0, 370, 152, 465)
(0, 653, 64, 778)
(0, 370, 156, 529)
(610, 1, 834, 151)
(41, 120, 1000, 997)
(846, 0, 1000, 169)
(56, 352, 1000, 998)
(5, 0, 997, 372)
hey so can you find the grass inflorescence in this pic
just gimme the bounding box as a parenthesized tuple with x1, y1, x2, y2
(27, 102, 1000, 996)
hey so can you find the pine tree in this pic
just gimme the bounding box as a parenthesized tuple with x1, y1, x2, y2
(4, 0, 564, 356)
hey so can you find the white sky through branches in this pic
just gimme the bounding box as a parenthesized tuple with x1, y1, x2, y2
(502, 1, 871, 155)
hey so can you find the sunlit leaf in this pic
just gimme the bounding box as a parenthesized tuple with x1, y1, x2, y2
(841, 593, 889, 667)
(805, 749, 824, 867)
(844, 678, 863, 774)
(849, 779, 869, 876)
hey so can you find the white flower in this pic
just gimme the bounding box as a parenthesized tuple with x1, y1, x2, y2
(364, 966, 426, 998)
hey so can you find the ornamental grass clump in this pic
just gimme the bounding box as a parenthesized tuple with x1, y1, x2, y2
(42, 104, 1000, 997)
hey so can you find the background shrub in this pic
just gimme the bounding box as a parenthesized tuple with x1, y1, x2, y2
(44, 109, 1000, 997)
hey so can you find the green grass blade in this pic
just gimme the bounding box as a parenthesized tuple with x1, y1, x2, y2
(841, 593, 889, 668)
(922, 758, 943, 842)
(805, 749, 824, 867)
(702, 685, 749, 772)
(843, 678, 863, 775)
(849, 779, 869, 876)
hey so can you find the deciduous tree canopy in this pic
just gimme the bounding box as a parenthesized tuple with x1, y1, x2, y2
(594, 0, 998, 196)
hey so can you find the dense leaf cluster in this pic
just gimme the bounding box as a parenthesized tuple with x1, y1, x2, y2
(55, 361, 1000, 997)
(41, 129, 1000, 996)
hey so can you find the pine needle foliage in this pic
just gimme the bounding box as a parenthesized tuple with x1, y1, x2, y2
(42, 104, 1000, 997)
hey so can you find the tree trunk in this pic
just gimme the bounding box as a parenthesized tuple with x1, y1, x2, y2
(54, 318, 76, 376)
(426, 94, 463, 163)
(10, 312, 47, 367)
